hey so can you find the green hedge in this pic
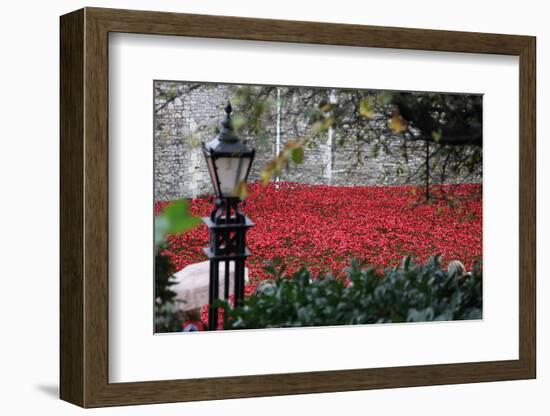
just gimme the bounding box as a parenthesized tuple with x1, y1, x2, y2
(219, 256, 482, 330)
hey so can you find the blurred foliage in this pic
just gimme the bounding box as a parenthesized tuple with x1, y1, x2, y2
(260, 139, 305, 185)
(232, 85, 276, 146)
(392, 92, 482, 146)
(155, 251, 185, 333)
(154, 200, 201, 332)
(228, 86, 482, 198)
(155, 200, 201, 246)
(217, 256, 482, 330)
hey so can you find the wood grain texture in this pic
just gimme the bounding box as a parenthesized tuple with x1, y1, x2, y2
(518, 37, 537, 376)
(59, 8, 85, 407)
(88, 7, 532, 54)
(59, 7, 537, 408)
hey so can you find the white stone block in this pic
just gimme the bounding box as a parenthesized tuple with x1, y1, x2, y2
(172, 260, 249, 311)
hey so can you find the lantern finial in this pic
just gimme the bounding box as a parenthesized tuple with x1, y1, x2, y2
(218, 100, 237, 142)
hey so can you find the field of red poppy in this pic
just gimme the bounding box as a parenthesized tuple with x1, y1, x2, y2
(155, 182, 482, 294)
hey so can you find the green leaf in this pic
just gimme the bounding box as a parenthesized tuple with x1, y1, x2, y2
(162, 200, 201, 235)
(359, 97, 375, 118)
(291, 147, 304, 164)
(234, 180, 249, 199)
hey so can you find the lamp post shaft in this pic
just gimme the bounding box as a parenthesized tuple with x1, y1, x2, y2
(203, 198, 253, 330)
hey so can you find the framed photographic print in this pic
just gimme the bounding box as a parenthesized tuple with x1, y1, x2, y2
(60, 7, 536, 408)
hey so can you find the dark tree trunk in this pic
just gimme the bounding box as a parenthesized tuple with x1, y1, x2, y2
(425, 140, 430, 202)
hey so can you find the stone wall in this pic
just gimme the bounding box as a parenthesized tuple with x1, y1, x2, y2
(154, 81, 481, 201)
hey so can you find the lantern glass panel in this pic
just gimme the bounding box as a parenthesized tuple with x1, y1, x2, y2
(214, 156, 252, 197)
(204, 153, 220, 195)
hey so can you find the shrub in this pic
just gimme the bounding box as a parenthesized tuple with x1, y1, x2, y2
(218, 256, 482, 330)
(154, 251, 185, 332)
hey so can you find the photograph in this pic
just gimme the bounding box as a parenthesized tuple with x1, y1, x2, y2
(51, 4, 538, 410)
(153, 81, 483, 333)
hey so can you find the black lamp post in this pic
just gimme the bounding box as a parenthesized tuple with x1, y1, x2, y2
(202, 102, 255, 330)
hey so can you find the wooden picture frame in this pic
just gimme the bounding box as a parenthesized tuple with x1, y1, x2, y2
(60, 7, 536, 408)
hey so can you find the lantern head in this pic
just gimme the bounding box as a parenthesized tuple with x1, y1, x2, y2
(202, 102, 255, 198)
